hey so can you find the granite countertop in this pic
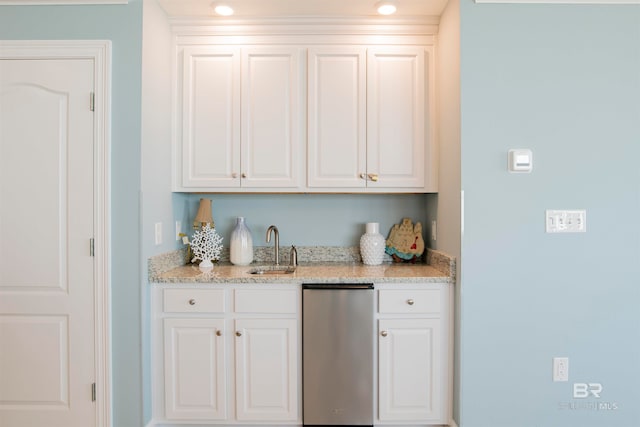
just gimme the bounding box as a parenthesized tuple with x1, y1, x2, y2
(153, 262, 451, 284)
(149, 247, 455, 285)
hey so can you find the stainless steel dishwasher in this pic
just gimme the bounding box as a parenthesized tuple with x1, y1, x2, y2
(302, 283, 374, 426)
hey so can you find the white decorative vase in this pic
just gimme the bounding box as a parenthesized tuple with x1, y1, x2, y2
(360, 222, 386, 265)
(230, 216, 253, 266)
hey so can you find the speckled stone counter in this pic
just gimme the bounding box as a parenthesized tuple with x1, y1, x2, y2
(149, 247, 455, 285)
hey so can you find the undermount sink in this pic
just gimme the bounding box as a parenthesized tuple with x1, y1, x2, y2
(249, 266, 296, 275)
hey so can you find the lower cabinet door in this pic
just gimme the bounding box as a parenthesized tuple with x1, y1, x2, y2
(378, 318, 442, 422)
(164, 318, 227, 420)
(234, 318, 298, 421)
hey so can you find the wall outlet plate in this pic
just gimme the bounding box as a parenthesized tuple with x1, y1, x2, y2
(553, 357, 569, 382)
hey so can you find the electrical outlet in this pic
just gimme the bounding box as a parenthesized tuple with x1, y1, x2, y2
(155, 222, 162, 246)
(431, 220, 437, 241)
(553, 357, 569, 382)
(546, 210, 586, 233)
(175, 221, 182, 240)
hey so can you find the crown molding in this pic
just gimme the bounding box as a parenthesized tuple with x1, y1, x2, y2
(170, 16, 440, 38)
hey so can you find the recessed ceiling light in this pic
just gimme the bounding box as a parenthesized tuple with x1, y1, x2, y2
(212, 3, 234, 16)
(376, 1, 397, 15)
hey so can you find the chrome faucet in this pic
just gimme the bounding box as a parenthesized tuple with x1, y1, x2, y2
(266, 225, 280, 266)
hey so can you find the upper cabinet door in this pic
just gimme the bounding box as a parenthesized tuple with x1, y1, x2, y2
(307, 47, 366, 188)
(367, 47, 426, 189)
(180, 46, 241, 188)
(241, 47, 303, 189)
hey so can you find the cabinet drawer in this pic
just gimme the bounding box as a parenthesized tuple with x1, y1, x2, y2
(378, 289, 441, 314)
(163, 289, 225, 313)
(234, 289, 297, 314)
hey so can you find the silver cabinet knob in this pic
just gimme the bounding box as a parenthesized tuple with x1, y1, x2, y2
(235, 331, 242, 337)
(188, 299, 196, 306)
(241, 173, 247, 178)
(216, 330, 222, 337)
(407, 299, 415, 306)
(232, 172, 238, 178)
(368, 173, 379, 182)
(360, 173, 366, 179)
(381, 331, 388, 337)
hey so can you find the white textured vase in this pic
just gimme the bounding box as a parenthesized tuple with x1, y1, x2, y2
(360, 222, 386, 265)
(230, 217, 253, 266)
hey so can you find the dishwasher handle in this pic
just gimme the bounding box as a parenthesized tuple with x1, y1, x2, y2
(302, 283, 374, 290)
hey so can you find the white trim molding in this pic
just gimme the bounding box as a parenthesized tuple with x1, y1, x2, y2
(0, 0, 127, 4)
(475, 0, 639, 3)
(0, 39, 112, 427)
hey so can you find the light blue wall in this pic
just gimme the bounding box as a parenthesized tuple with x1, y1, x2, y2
(175, 194, 431, 249)
(0, 4, 144, 427)
(459, 2, 640, 426)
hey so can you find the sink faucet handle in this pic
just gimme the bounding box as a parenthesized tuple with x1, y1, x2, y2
(289, 245, 298, 267)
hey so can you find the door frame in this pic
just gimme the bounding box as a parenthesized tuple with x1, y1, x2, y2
(0, 40, 112, 427)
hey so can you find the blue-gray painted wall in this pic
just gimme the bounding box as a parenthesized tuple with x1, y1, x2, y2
(2, 2, 640, 426)
(459, 2, 640, 426)
(0, 3, 144, 427)
(174, 194, 431, 249)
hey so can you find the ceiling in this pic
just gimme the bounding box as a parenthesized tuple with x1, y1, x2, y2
(157, 0, 449, 18)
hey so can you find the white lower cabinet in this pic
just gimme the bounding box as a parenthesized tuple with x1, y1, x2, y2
(235, 318, 298, 421)
(376, 285, 451, 425)
(378, 318, 441, 421)
(154, 283, 450, 426)
(154, 285, 300, 425)
(164, 318, 227, 420)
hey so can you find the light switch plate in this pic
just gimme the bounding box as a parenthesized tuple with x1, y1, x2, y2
(546, 210, 586, 233)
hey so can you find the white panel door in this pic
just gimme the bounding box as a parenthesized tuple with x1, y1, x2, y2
(180, 46, 241, 188)
(234, 318, 298, 421)
(307, 47, 366, 188)
(241, 47, 302, 189)
(164, 318, 227, 420)
(378, 318, 442, 422)
(0, 58, 95, 427)
(367, 47, 426, 189)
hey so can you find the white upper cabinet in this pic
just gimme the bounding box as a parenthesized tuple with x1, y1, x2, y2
(308, 46, 434, 191)
(367, 47, 426, 189)
(307, 47, 367, 188)
(174, 22, 437, 193)
(241, 48, 303, 189)
(176, 46, 304, 191)
(180, 46, 240, 188)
